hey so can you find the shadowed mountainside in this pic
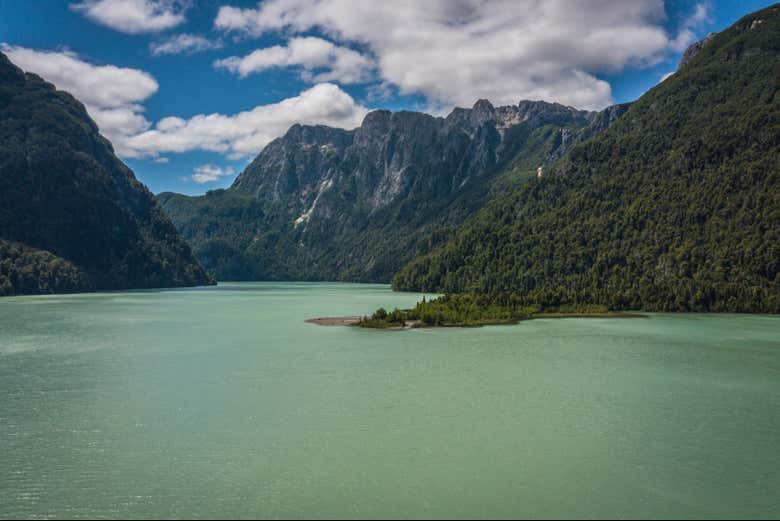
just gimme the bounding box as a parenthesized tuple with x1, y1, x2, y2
(0, 52, 212, 296)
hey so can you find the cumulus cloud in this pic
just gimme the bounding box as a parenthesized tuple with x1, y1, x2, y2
(687, 2, 710, 27)
(669, 2, 710, 52)
(214, 36, 373, 83)
(1, 45, 158, 109)
(191, 164, 235, 184)
(150, 34, 224, 56)
(214, 0, 704, 110)
(3, 45, 367, 161)
(71, 0, 189, 34)
(1, 45, 156, 155)
(121, 83, 369, 158)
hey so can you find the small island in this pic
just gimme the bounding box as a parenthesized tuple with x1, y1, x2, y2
(307, 293, 645, 329)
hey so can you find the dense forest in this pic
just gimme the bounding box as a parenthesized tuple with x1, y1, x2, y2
(160, 101, 628, 282)
(393, 5, 780, 314)
(0, 240, 91, 296)
(0, 52, 212, 296)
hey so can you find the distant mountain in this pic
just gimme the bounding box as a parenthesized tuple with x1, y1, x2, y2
(0, 52, 212, 296)
(393, 4, 780, 313)
(160, 99, 628, 282)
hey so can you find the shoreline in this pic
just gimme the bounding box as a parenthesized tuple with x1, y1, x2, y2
(306, 312, 646, 329)
(305, 316, 362, 326)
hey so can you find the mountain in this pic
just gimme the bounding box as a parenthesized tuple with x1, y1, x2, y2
(0, 52, 212, 296)
(159, 99, 629, 282)
(393, 4, 780, 313)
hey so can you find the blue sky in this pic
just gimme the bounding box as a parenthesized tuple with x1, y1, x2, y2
(0, 0, 774, 195)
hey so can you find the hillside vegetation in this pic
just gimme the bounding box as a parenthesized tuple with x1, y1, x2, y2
(393, 5, 780, 313)
(0, 52, 212, 296)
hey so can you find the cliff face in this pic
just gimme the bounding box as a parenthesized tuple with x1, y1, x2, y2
(679, 33, 716, 69)
(162, 98, 629, 282)
(0, 52, 212, 296)
(233, 99, 628, 213)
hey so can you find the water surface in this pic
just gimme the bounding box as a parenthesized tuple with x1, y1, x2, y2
(1, 283, 778, 519)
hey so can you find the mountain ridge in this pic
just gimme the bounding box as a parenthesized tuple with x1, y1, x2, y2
(160, 97, 629, 282)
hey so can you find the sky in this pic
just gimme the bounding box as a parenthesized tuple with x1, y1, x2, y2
(0, 0, 774, 195)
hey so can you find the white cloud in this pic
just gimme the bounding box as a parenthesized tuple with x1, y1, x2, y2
(2, 45, 367, 161)
(365, 81, 395, 103)
(71, 0, 189, 34)
(1, 45, 158, 109)
(659, 71, 675, 83)
(121, 83, 369, 158)
(214, 0, 704, 110)
(669, 2, 710, 52)
(214, 36, 373, 84)
(150, 34, 224, 56)
(1, 45, 156, 155)
(669, 29, 696, 53)
(687, 3, 710, 27)
(191, 164, 235, 184)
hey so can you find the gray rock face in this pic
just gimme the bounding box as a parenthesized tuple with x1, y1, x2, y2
(679, 33, 716, 69)
(162, 98, 630, 282)
(232, 99, 626, 217)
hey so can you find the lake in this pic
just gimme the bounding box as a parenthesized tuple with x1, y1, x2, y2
(0, 282, 778, 519)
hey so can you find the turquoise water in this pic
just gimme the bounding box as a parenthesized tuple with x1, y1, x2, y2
(0, 282, 778, 519)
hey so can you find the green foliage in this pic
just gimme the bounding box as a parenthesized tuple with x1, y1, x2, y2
(393, 6, 780, 314)
(357, 293, 628, 328)
(0, 240, 91, 296)
(157, 190, 270, 280)
(358, 306, 410, 328)
(0, 53, 212, 296)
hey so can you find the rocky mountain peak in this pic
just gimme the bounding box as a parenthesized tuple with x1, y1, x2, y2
(163, 91, 631, 282)
(470, 98, 496, 125)
(361, 109, 392, 130)
(280, 123, 352, 147)
(515, 100, 593, 126)
(678, 33, 716, 69)
(233, 94, 632, 204)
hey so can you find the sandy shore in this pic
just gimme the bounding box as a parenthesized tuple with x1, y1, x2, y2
(305, 316, 362, 326)
(306, 316, 425, 329)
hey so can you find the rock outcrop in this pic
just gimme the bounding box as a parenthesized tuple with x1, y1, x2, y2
(679, 33, 716, 69)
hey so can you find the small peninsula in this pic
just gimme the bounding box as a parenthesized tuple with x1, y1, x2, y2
(307, 293, 644, 329)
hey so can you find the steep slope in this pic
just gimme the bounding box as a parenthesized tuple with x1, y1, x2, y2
(0, 52, 212, 296)
(160, 99, 628, 282)
(393, 4, 780, 313)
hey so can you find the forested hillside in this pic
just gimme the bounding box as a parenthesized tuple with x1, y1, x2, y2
(393, 5, 780, 313)
(0, 52, 212, 296)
